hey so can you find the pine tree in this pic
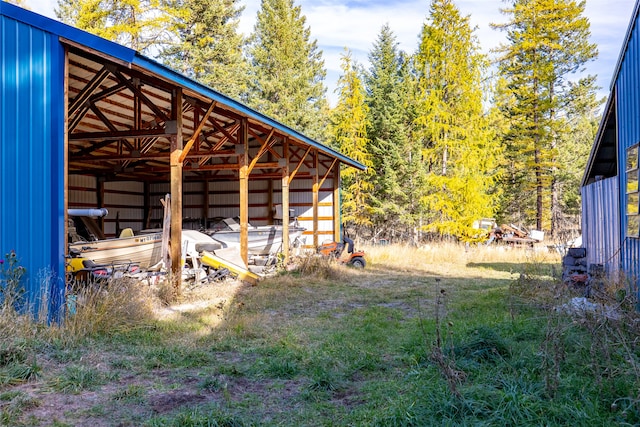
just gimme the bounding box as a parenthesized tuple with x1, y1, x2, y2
(331, 50, 374, 229)
(246, 0, 329, 141)
(158, 0, 248, 100)
(493, 0, 597, 234)
(364, 25, 415, 238)
(56, 0, 174, 54)
(413, 0, 501, 241)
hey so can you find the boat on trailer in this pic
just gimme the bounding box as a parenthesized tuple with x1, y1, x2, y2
(207, 217, 306, 256)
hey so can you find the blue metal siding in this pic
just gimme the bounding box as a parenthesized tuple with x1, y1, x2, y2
(0, 16, 65, 319)
(581, 177, 620, 278)
(616, 10, 640, 286)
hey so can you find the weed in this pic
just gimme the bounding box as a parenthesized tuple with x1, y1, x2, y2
(294, 255, 342, 280)
(198, 376, 224, 392)
(144, 403, 247, 426)
(48, 365, 105, 394)
(0, 361, 40, 385)
(0, 250, 26, 313)
(428, 278, 466, 397)
(112, 384, 146, 403)
(62, 277, 155, 342)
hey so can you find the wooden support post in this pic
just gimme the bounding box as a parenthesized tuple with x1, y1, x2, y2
(239, 118, 249, 265)
(333, 161, 341, 242)
(267, 179, 274, 224)
(170, 87, 183, 295)
(281, 138, 290, 262)
(312, 151, 319, 248)
(64, 45, 70, 257)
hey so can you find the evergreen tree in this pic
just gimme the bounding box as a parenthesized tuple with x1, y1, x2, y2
(413, 0, 501, 241)
(364, 25, 416, 238)
(158, 0, 248, 100)
(331, 50, 374, 229)
(554, 77, 602, 239)
(246, 0, 329, 141)
(493, 0, 597, 234)
(56, 0, 174, 54)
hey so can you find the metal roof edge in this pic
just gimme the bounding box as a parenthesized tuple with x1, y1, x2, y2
(581, 90, 616, 188)
(609, 0, 640, 91)
(0, 2, 135, 65)
(133, 55, 366, 171)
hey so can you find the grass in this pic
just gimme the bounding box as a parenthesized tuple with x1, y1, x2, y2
(1, 242, 640, 425)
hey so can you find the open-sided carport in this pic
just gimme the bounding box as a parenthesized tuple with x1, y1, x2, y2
(0, 3, 365, 319)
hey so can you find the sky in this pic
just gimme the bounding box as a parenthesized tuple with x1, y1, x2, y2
(25, 0, 638, 106)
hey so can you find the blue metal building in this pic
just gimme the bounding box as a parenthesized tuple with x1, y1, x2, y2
(583, 1, 640, 287)
(0, 3, 365, 320)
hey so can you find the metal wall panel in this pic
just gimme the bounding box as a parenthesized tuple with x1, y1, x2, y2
(68, 175, 97, 207)
(0, 16, 65, 318)
(616, 14, 640, 285)
(582, 177, 620, 278)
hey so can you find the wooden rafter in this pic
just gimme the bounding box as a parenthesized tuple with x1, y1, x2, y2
(179, 101, 216, 163)
(318, 159, 337, 189)
(247, 128, 275, 174)
(289, 146, 312, 184)
(68, 65, 111, 116)
(112, 68, 170, 123)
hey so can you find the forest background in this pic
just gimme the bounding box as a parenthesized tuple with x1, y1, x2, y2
(5, 0, 625, 244)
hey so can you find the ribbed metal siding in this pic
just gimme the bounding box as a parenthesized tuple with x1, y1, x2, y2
(616, 14, 640, 286)
(616, 13, 640, 285)
(581, 177, 620, 278)
(0, 16, 65, 318)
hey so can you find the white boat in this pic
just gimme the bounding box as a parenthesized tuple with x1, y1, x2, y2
(68, 215, 163, 269)
(207, 217, 306, 256)
(68, 216, 222, 269)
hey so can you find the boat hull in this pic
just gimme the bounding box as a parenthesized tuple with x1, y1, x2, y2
(209, 226, 306, 256)
(69, 232, 163, 269)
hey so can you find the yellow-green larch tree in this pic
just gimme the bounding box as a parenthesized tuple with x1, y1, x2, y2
(331, 50, 374, 230)
(413, 0, 502, 241)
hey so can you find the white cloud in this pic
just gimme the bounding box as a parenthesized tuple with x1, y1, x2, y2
(22, 0, 639, 103)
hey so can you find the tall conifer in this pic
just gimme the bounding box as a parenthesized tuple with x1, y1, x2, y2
(364, 25, 415, 237)
(56, 0, 173, 54)
(493, 0, 597, 233)
(246, 0, 329, 141)
(158, 0, 248, 100)
(413, 0, 500, 241)
(331, 50, 374, 229)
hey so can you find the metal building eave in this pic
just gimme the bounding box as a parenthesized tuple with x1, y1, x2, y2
(581, 91, 618, 187)
(133, 55, 366, 171)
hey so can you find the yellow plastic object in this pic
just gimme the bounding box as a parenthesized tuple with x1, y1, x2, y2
(66, 257, 88, 273)
(200, 250, 259, 285)
(119, 228, 134, 238)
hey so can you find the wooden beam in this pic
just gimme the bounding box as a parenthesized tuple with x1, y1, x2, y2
(288, 146, 312, 185)
(64, 45, 70, 258)
(68, 65, 111, 116)
(170, 87, 183, 295)
(239, 119, 249, 266)
(312, 151, 319, 248)
(318, 159, 337, 189)
(281, 138, 290, 263)
(69, 128, 172, 141)
(333, 162, 341, 242)
(179, 101, 216, 163)
(247, 128, 275, 174)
